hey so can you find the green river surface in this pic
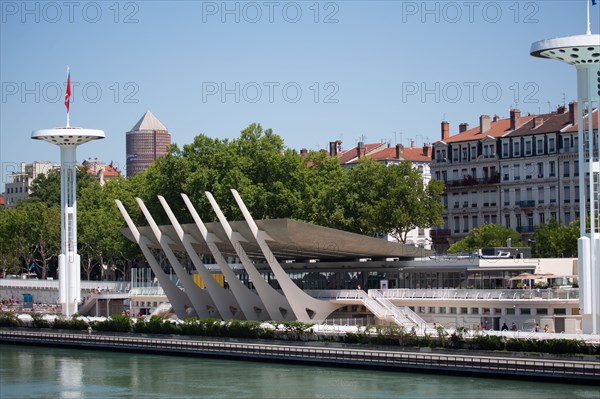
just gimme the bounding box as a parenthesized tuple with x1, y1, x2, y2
(1, 344, 598, 399)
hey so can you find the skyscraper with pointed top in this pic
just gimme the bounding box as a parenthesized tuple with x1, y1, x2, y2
(126, 111, 171, 177)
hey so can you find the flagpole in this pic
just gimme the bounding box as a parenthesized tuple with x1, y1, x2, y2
(66, 66, 70, 128)
(587, 0, 591, 35)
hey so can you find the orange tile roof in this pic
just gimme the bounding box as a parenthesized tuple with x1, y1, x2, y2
(438, 115, 535, 144)
(336, 144, 431, 164)
(0, 195, 4, 206)
(403, 147, 431, 162)
(564, 109, 598, 133)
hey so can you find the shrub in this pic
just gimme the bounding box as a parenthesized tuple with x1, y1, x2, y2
(52, 317, 88, 330)
(0, 311, 21, 327)
(30, 313, 50, 328)
(92, 314, 132, 332)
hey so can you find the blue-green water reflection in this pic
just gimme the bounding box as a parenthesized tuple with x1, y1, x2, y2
(0, 344, 598, 399)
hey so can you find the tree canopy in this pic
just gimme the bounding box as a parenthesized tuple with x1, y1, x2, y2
(0, 123, 444, 279)
(448, 224, 523, 253)
(532, 219, 579, 258)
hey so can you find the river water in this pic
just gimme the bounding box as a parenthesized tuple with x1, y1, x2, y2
(0, 344, 598, 399)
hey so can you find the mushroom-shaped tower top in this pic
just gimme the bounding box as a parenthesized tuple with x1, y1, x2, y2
(31, 126, 105, 146)
(530, 34, 600, 65)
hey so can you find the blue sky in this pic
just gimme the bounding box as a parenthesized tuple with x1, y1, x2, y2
(1, 0, 598, 189)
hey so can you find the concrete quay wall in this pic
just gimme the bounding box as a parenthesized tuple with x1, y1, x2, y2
(1, 329, 598, 384)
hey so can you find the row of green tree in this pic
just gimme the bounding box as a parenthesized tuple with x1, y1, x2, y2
(0, 124, 444, 279)
(448, 221, 580, 258)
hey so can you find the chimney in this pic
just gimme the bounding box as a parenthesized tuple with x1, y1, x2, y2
(441, 121, 450, 140)
(423, 144, 431, 157)
(357, 142, 366, 158)
(493, 114, 500, 122)
(329, 141, 338, 156)
(480, 115, 491, 134)
(557, 105, 567, 114)
(569, 102, 578, 125)
(459, 123, 469, 133)
(300, 148, 308, 155)
(533, 117, 544, 128)
(510, 109, 521, 130)
(410, 139, 415, 148)
(395, 144, 403, 159)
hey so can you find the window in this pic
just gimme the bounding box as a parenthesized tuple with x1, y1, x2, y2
(539, 212, 545, 225)
(502, 165, 509, 181)
(565, 212, 571, 224)
(563, 161, 570, 177)
(435, 171, 441, 180)
(525, 140, 532, 155)
(548, 137, 556, 152)
(462, 147, 468, 161)
(490, 190, 497, 206)
(563, 136, 571, 150)
(527, 213, 534, 229)
(550, 186, 557, 203)
(538, 187, 544, 204)
(514, 164, 520, 180)
(453, 216, 460, 233)
(505, 214, 511, 228)
(574, 160, 579, 176)
(564, 186, 571, 203)
(575, 186, 580, 203)
(549, 161, 556, 177)
(520, 308, 531, 315)
(537, 162, 544, 178)
(502, 142, 509, 157)
(516, 214, 522, 228)
(463, 216, 469, 232)
(536, 138, 544, 154)
(491, 215, 497, 224)
(453, 148, 459, 162)
(536, 308, 548, 315)
(525, 163, 532, 179)
(472, 216, 478, 229)
(503, 189, 510, 206)
(551, 212, 557, 220)
(514, 141, 521, 156)
(470, 146, 477, 159)
(515, 188, 521, 204)
(471, 308, 479, 315)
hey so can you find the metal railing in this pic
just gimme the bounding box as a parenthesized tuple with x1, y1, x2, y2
(1, 330, 597, 381)
(369, 291, 428, 331)
(0, 279, 130, 292)
(370, 288, 580, 301)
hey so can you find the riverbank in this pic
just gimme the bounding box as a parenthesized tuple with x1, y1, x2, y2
(1, 328, 598, 384)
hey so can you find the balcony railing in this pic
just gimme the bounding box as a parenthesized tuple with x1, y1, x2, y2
(430, 229, 451, 237)
(445, 175, 500, 188)
(517, 200, 536, 208)
(516, 226, 535, 233)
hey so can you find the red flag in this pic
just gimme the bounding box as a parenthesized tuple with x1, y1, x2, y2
(64, 69, 71, 113)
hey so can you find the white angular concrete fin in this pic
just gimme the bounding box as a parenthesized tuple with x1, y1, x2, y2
(158, 195, 184, 237)
(205, 191, 233, 237)
(181, 193, 209, 237)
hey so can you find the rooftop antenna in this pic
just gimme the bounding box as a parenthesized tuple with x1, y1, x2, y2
(562, 93, 566, 106)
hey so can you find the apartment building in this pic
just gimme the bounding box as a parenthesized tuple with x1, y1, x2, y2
(431, 103, 598, 253)
(323, 140, 433, 248)
(3, 161, 59, 207)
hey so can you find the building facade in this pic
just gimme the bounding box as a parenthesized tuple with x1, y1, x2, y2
(126, 111, 171, 177)
(431, 104, 598, 253)
(3, 161, 59, 207)
(324, 140, 433, 249)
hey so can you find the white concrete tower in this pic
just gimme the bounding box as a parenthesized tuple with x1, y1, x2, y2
(530, 6, 600, 334)
(31, 70, 105, 316)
